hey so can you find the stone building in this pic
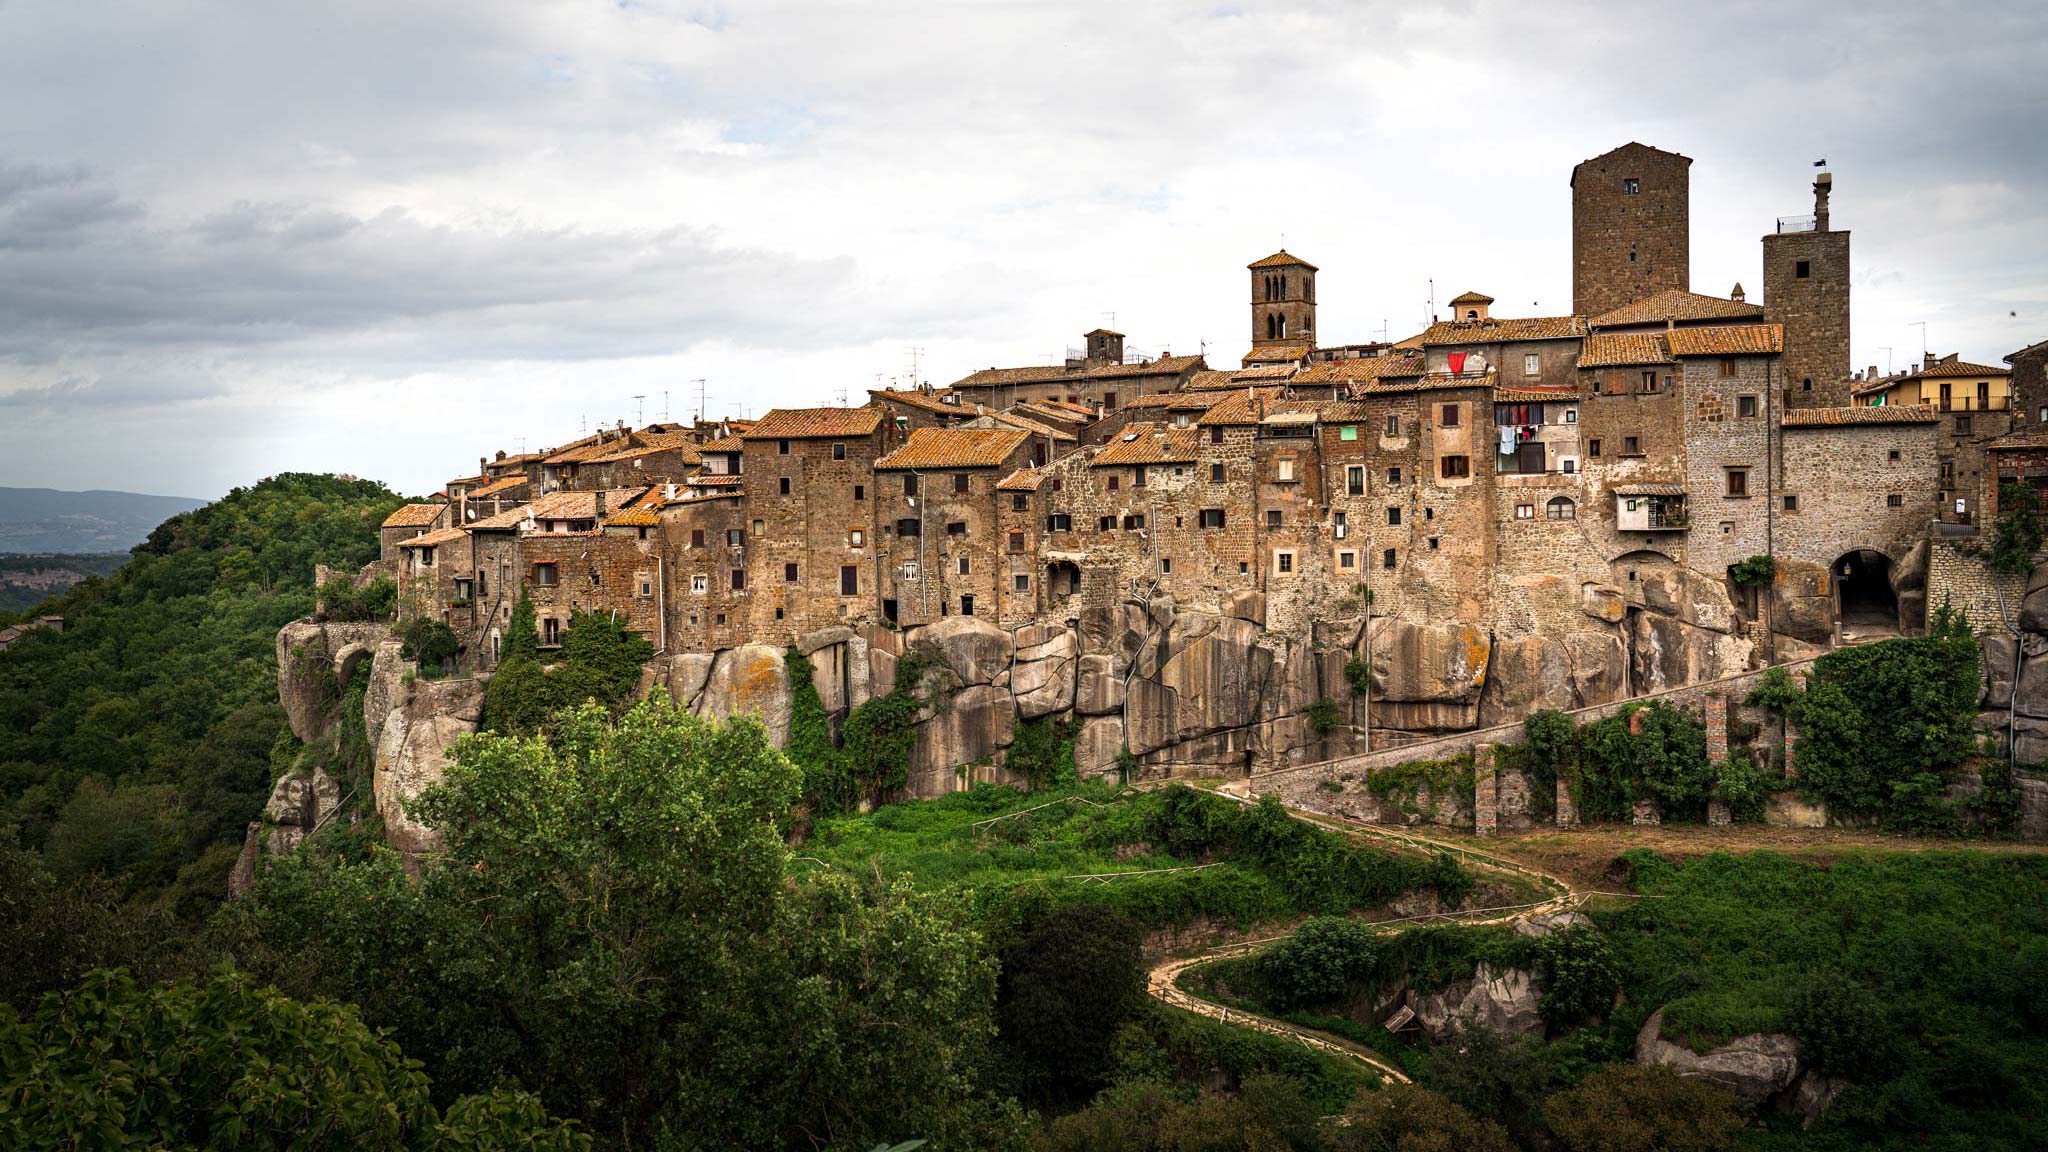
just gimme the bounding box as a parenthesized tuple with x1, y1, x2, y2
(947, 330, 1205, 411)
(2007, 339, 2048, 424)
(659, 492, 751, 654)
(379, 502, 450, 561)
(1572, 142, 1692, 318)
(1248, 250, 1318, 352)
(1852, 355, 2013, 526)
(740, 406, 899, 645)
(1762, 172, 1852, 407)
(873, 427, 1036, 625)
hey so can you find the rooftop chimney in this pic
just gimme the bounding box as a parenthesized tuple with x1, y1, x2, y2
(1730, 283, 1745, 303)
(595, 490, 607, 519)
(1814, 171, 1832, 232)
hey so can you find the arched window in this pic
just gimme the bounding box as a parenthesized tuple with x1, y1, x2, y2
(1277, 315, 1287, 338)
(1546, 496, 1576, 520)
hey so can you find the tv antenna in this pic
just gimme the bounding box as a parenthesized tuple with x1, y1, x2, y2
(661, 389, 670, 422)
(1910, 322, 1928, 365)
(904, 346, 925, 388)
(1877, 346, 1893, 376)
(691, 379, 708, 423)
(632, 394, 646, 425)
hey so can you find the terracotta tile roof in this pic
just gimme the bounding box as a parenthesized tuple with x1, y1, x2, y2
(1904, 359, 2011, 380)
(1242, 343, 1312, 365)
(1419, 316, 1588, 345)
(996, 468, 1050, 491)
(1494, 385, 1580, 403)
(1232, 362, 1301, 378)
(382, 503, 448, 529)
(1988, 426, 2048, 451)
(1780, 405, 1939, 428)
(396, 527, 468, 548)
(466, 504, 534, 531)
(1613, 483, 1688, 496)
(948, 354, 1204, 391)
(1449, 291, 1494, 305)
(1848, 373, 1918, 398)
(1122, 392, 1226, 411)
(530, 488, 654, 521)
(1247, 250, 1317, 270)
(745, 406, 885, 440)
(445, 474, 489, 487)
(1196, 387, 1289, 426)
(1410, 369, 1498, 394)
(1577, 332, 1674, 368)
(469, 474, 529, 498)
(983, 411, 1077, 441)
(603, 508, 662, 528)
(488, 451, 543, 467)
(690, 474, 744, 487)
(1009, 402, 1091, 428)
(1291, 355, 1426, 385)
(1091, 423, 1202, 466)
(584, 434, 703, 466)
(1184, 369, 1253, 391)
(869, 388, 976, 416)
(1666, 324, 1784, 357)
(1039, 399, 1100, 417)
(1392, 329, 1428, 351)
(1589, 289, 1764, 329)
(699, 435, 747, 454)
(874, 427, 1032, 470)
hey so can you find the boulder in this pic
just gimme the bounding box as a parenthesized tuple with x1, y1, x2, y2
(906, 684, 1015, 796)
(1075, 654, 1126, 716)
(2016, 646, 2048, 721)
(1075, 715, 1126, 779)
(1513, 911, 1591, 939)
(1125, 617, 1269, 755)
(1223, 589, 1266, 627)
(801, 633, 871, 714)
(372, 675, 486, 862)
(1011, 627, 1078, 719)
(1780, 1069, 1849, 1128)
(1641, 567, 1739, 634)
(1581, 583, 1628, 624)
(910, 616, 1012, 687)
(1982, 635, 2016, 709)
(1368, 619, 1491, 703)
(1635, 1007, 1800, 1105)
(362, 638, 407, 750)
(1771, 559, 1836, 644)
(693, 643, 792, 746)
(1405, 964, 1543, 1041)
(795, 625, 854, 656)
(2021, 563, 2048, 633)
(667, 651, 716, 709)
(2017, 774, 2048, 840)
(1630, 612, 1751, 694)
(260, 763, 342, 857)
(1565, 630, 1628, 707)
(1479, 634, 1577, 725)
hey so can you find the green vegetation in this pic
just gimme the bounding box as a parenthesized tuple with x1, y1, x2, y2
(479, 603, 652, 733)
(782, 649, 940, 814)
(1989, 481, 2044, 576)
(316, 575, 397, 622)
(1729, 554, 1778, 587)
(0, 968, 587, 1151)
(1007, 714, 1080, 788)
(1307, 697, 1342, 733)
(0, 473, 402, 924)
(398, 617, 461, 677)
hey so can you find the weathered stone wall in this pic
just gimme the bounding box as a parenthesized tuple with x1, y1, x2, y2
(744, 429, 892, 645)
(1762, 221, 1851, 407)
(1572, 143, 1690, 318)
(1778, 423, 1940, 575)
(1681, 354, 1775, 576)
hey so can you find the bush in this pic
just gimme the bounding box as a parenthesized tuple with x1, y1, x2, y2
(1537, 928, 1620, 1027)
(1541, 1064, 1744, 1152)
(1711, 746, 1769, 823)
(1576, 702, 1712, 821)
(318, 576, 396, 622)
(398, 617, 460, 674)
(1008, 715, 1079, 789)
(1306, 697, 1342, 734)
(1330, 1082, 1515, 1152)
(479, 608, 652, 733)
(998, 904, 1145, 1102)
(1728, 554, 1776, 587)
(1787, 972, 1903, 1080)
(1990, 482, 2045, 576)
(1344, 655, 1372, 696)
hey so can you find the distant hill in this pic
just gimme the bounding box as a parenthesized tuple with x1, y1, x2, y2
(0, 487, 209, 553)
(0, 552, 131, 616)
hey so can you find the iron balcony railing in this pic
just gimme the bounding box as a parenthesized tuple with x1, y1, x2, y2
(1776, 215, 1817, 234)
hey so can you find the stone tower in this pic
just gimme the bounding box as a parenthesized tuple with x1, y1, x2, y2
(1571, 143, 1691, 318)
(1762, 172, 1852, 408)
(1249, 251, 1317, 347)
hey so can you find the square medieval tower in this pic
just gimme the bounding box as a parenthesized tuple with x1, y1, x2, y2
(1571, 143, 1691, 319)
(1763, 173, 1852, 408)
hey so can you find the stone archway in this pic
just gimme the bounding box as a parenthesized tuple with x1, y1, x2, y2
(333, 641, 375, 691)
(1834, 549, 1898, 637)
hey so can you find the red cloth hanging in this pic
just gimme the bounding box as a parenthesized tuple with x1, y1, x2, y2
(1447, 352, 1468, 374)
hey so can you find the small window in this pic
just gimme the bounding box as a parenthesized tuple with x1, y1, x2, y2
(1346, 466, 1365, 495)
(1014, 574, 1030, 592)
(953, 472, 969, 494)
(1719, 358, 1737, 377)
(1564, 408, 1577, 424)
(1011, 492, 1028, 511)
(1108, 474, 1120, 492)
(1277, 459, 1295, 482)
(1340, 425, 1358, 441)
(1641, 370, 1658, 393)
(1547, 496, 1576, 520)
(1121, 514, 1145, 530)
(904, 474, 919, 496)
(779, 476, 791, 495)
(1199, 508, 1226, 529)
(1738, 395, 1758, 418)
(1388, 466, 1402, 484)
(691, 529, 704, 548)
(1439, 403, 1461, 428)
(832, 442, 846, 460)
(1275, 550, 1294, 574)
(1727, 468, 1750, 498)
(1046, 513, 1072, 532)
(1623, 177, 1640, 194)
(778, 439, 790, 455)
(727, 528, 746, 547)
(1588, 439, 1602, 458)
(1428, 537, 1439, 550)
(590, 570, 600, 588)
(1211, 463, 1226, 483)
(1888, 449, 1901, 462)
(1159, 557, 1172, 575)
(957, 555, 970, 575)
(1440, 455, 1470, 479)
(1802, 378, 1813, 392)
(1524, 352, 1541, 376)
(854, 484, 865, 501)
(945, 521, 966, 537)
(1623, 436, 1639, 455)
(1385, 414, 1400, 436)
(840, 565, 859, 595)
(1266, 509, 1283, 529)
(1515, 503, 1534, 520)
(849, 528, 865, 547)
(1338, 550, 1356, 569)
(1956, 415, 1974, 435)
(1099, 516, 1117, 532)
(1008, 530, 1025, 553)
(1102, 392, 1117, 410)
(730, 568, 746, 590)
(1133, 466, 1147, 488)
(690, 574, 707, 593)
(1210, 425, 1224, 444)
(532, 562, 558, 586)
(897, 518, 920, 536)
(784, 562, 799, 583)
(1887, 493, 1904, 508)
(1783, 495, 1799, 512)
(1387, 506, 1401, 526)
(1382, 549, 1397, 569)
(1795, 260, 1810, 279)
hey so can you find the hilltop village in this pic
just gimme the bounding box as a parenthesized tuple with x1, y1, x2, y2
(340, 142, 2048, 794)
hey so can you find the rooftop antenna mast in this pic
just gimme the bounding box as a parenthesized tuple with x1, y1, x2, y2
(1910, 322, 1928, 366)
(904, 346, 925, 389)
(632, 394, 646, 425)
(1427, 279, 1436, 325)
(1877, 347, 1893, 376)
(662, 390, 670, 422)
(691, 379, 708, 423)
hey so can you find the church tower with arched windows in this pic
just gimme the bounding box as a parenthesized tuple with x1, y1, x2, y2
(1248, 250, 1317, 349)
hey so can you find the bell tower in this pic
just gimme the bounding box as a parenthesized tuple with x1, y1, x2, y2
(1249, 251, 1317, 348)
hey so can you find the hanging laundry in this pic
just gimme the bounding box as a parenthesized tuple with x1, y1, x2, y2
(1499, 424, 1518, 456)
(1448, 352, 1468, 375)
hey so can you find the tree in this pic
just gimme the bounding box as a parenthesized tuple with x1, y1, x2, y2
(0, 968, 586, 1151)
(227, 698, 1023, 1150)
(1541, 1064, 1744, 1152)
(998, 904, 1146, 1101)
(1328, 1082, 1516, 1152)
(1536, 928, 1619, 1028)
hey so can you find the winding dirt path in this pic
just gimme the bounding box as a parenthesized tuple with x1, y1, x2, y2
(1142, 788, 1588, 1083)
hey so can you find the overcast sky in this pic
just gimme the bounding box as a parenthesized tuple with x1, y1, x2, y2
(2, 1, 2043, 499)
